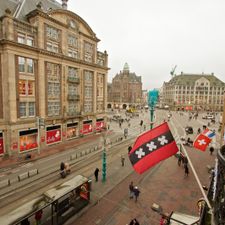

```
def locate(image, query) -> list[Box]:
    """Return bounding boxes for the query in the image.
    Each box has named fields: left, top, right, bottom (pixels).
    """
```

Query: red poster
left=46, top=129, right=61, bottom=144
left=96, top=121, right=105, bottom=131
left=0, top=138, right=4, bottom=154
left=20, top=142, right=38, bottom=152
left=82, top=123, right=93, bottom=134
left=80, top=183, right=89, bottom=200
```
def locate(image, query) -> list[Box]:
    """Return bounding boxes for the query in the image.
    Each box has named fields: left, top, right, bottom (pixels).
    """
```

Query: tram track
left=0, top=134, right=136, bottom=213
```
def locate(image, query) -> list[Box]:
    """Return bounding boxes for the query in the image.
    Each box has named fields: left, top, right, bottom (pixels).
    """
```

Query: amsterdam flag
left=128, top=122, right=178, bottom=174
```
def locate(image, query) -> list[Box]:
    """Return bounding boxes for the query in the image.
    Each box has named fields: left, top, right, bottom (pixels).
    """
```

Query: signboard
left=82, top=123, right=93, bottom=134
left=19, top=129, right=38, bottom=152
left=0, top=137, right=4, bottom=154
left=96, top=121, right=105, bottom=131
left=46, top=129, right=61, bottom=144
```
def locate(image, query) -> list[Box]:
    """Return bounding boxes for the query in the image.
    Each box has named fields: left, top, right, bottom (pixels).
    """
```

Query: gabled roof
left=0, top=0, right=61, bottom=21
left=167, top=73, right=225, bottom=87
left=0, top=0, right=18, bottom=17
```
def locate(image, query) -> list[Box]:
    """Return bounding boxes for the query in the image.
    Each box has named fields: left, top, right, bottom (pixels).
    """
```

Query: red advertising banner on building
left=96, top=121, right=105, bottom=131
left=0, top=137, right=4, bottom=154
left=185, top=106, right=193, bottom=111
left=19, top=130, right=38, bottom=152
left=46, top=129, right=61, bottom=144
left=82, top=123, right=93, bottom=135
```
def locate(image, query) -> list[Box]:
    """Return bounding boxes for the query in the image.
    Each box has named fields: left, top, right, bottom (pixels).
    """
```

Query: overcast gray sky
left=67, top=0, right=225, bottom=90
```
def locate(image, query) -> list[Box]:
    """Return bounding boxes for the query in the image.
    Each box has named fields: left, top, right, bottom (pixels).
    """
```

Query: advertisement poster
left=20, top=133, right=38, bottom=152
left=0, top=137, right=4, bottom=154
left=82, top=123, right=92, bottom=135
left=95, top=121, right=105, bottom=131
left=46, top=129, right=61, bottom=144
left=80, top=183, right=89, bottom=200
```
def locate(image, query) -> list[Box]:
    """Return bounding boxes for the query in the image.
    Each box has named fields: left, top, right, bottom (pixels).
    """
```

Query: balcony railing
left=199, top=145, right=225, bottom=225
left=67, top=94, right=80, bottom=101
left=67, top=77, right=80, bottom=84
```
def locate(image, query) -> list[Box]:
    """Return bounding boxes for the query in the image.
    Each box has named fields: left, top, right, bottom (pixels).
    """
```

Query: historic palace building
left=107, top=63, right=142, bottom=109
left=0, top=0, right=108, bottom=157
left=161, top=73, right=225, bottom=111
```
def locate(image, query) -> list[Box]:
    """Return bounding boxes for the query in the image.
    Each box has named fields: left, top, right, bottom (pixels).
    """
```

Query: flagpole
left=170, top=119, right=212, bottom=210
left=180, top=142, right=212, bottom=210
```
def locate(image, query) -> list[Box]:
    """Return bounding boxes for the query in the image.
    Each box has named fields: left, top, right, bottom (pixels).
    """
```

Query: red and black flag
left=128, top=122, right=178, bottom=174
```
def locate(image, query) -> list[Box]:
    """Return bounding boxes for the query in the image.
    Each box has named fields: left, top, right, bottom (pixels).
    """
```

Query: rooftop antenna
left=170, top=65, right=177, bottom=78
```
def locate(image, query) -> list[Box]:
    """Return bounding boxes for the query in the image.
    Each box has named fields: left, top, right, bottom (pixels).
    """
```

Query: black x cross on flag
left=128, top=122, right=179, bottom=174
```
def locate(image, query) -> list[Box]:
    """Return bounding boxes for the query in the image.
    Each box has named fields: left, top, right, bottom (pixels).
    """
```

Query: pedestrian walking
left=129, top=218, right=140, bottom=225
left=21, top=218, right=30, bottom=225
left=177, top=153, right=183, bottom=166
left=129, top=181, right=134, bottom=199
left=160, top=215, right=168, bottom=225
left=143, top=124, right=146, bottom=131
left=35, top=210, right=43, bottom=225
left=94, top=168, right=99, bottom=182
left=133, top=186, right=140, bottom=202
left=184, top=164, right=189, bottom=177
left=183, top=156, right=188, bottom=168
left=60, top=162, right=66, bottom=178
left=128, top=145, right=132, bottom=153
left=121, top=155, right=125, bottom=167
left=209, top=146, right=215, bottom=155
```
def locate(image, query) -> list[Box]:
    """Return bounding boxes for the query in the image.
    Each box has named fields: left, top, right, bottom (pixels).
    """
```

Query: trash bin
left=88, top=179, right=92, bottom=191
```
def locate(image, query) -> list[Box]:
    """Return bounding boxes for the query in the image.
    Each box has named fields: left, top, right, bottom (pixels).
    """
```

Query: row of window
left=17, top=26, right=95, bottom=63
left=17, top=60, right=104, bottom=117
left=172, top=86, right=224, bottom=90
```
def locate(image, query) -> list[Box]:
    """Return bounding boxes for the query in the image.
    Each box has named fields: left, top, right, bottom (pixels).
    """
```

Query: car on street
left=185, top=126, right=193, bottom=134
left=202, top=114, right=215, bottom=120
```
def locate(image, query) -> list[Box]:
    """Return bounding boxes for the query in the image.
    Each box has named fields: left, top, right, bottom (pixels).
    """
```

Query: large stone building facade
left=161, top=73, right=225, bottom=111
left=0, top=0, right=108, bottom=157
left=107, top=63, right=142, bottom=109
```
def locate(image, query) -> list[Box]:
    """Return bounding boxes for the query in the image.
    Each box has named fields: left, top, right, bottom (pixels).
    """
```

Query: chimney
left=62, top=0, right=68, bottom=9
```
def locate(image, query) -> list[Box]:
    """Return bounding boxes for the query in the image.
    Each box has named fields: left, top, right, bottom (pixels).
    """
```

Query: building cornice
left=0, top=39, right=109, bottom=70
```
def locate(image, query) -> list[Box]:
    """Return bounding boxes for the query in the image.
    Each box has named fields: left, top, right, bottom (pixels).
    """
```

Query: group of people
left=129, top=181, right=140, bottom=202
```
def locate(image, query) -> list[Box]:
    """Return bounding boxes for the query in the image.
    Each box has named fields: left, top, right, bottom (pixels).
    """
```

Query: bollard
left=0, top=179, right=10, bottom=189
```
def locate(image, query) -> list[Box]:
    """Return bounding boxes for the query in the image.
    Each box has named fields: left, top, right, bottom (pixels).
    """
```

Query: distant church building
left=108, top=63, right=142, bottom=109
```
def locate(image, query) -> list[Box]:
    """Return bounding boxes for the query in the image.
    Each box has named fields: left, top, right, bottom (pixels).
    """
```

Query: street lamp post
left=101, top=132, right=107, bottom=182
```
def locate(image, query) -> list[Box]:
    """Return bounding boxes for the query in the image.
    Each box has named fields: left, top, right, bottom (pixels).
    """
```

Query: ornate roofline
left=26, top=9, right=100, bottom=42
left=49, top=9, right=100, bottom=41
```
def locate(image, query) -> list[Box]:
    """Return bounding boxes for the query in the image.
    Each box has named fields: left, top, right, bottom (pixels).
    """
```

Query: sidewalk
left=66, top=144, right=216, bottom=225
